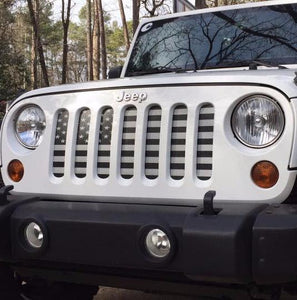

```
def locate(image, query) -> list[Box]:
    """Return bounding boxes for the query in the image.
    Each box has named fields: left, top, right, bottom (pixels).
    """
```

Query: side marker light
left=8, top=160, right=24, bottom=182
left=251, top=161, right=279, bottom=189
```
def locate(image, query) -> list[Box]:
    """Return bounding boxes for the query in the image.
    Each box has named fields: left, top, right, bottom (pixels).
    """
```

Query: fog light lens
left=251, top=161, right=279, bottom=188
left=8, top=160, right=24, bottom=182
left=145, top=229, right=171, bottom=258
left=25, top=222, right=44, bottom=249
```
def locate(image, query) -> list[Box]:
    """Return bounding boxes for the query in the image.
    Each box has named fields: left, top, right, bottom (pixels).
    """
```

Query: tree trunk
left=93, top=0, right=100, bottom=80
left=31, top=29, right=38, bottom=89
left=118, top=0, right=130, bottom=54
left=132, top=0, right=140, bottom=35
left=61, top=0, right=71, bottom=84
left=27, top=0, right=49, bottom=87
left=195, top=0, right=207, bottom=9
left=98, top=0, right=107, bottom=79
left=87, top=0, right=93, bottom=81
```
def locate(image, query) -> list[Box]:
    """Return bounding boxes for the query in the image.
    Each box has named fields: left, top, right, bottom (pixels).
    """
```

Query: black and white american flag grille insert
left=53, top=109, right=69, bottom=177
left=51, top=104, right=214, bottom=181
left=197, top=104, right=214, bottom=180
left=170, top=105, right=187, bottom=180
left=75, top=109, right=91, bottom=178
left=97, top=107, right=113, bottom=178
left=145, top=105, right=161, bottom=179
left=121, top=106, right=137, bottom=179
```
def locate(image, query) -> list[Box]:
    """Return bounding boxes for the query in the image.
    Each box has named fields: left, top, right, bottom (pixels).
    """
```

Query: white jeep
left=1, top=0, right=297, bottom=299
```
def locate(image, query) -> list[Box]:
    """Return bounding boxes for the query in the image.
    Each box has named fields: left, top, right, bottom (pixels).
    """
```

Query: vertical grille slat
left=53, top=109, right=69, bottom=177
left=121, top=107, right=137, bottom=179
left=197, top=104, right=214, bottom=180
left=75, top=109, right=91, bottom=178
left=170, top=105, right=187, bottom=180
left=145, top=106, right=161, bottom=179
left=97, top=107, right=113, bottom=178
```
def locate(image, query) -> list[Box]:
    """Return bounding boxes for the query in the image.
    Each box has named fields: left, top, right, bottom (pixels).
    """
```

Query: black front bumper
left=1, top=192, right=297, bottom=288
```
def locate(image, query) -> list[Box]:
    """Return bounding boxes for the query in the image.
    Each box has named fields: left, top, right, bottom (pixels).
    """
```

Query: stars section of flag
left=98, top=107, right=113, bottom=178
left=75, top=109, right=91, bottom=178
left=53, top=109, right=69, bottom=177
left=121, top=107, right=137, bottom=179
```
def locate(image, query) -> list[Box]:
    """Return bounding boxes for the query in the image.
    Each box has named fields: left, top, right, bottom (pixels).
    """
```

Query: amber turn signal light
left=251, top=161, right=279, bottom=189
left=8, top=160, right=24, bottom=182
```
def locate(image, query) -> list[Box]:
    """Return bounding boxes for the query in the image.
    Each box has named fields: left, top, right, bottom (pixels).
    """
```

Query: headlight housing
left=15, top=105, right=46, bottom=148
left=232, top=95, right=284, bottom=148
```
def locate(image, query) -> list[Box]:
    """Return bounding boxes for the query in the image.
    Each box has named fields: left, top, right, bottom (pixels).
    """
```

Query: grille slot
left=121, top=106, right=137, bottom=179
left=97, top=107, right=113, bottom=178
left=75, top=109, right=91, bottom=178
left=145, top=106, right=161, bottom=179
left=197, top=104, right=214, bottom=180
left=170, top=105, right=187, bottom=180
left=53, top=109, right=69, bottom=177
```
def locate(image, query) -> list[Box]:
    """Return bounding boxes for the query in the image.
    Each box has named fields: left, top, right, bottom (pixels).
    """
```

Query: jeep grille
left=51, top=104, right=214, bottom=181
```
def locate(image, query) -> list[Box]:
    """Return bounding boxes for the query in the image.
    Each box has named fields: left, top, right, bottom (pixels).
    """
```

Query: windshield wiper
left=248, top=60, right=288, bottom=70
left=127, top=67, right=185, bottom=76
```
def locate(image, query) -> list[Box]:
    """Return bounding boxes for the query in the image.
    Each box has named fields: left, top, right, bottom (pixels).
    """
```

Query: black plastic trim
left=0, top=196, right=296, bottom=287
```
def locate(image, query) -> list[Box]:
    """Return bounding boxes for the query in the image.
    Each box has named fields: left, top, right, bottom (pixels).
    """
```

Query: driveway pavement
left=94, top=287, right=199, bottom=300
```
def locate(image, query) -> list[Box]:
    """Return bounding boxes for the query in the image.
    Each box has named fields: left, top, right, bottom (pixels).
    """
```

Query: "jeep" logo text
left=116, top=91, right=147, bottom=103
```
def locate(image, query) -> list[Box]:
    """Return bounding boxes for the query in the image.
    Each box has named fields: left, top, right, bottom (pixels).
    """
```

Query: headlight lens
left=15, top=105, right=46, bottom=148
left=232, top=95, right=284, bottom=148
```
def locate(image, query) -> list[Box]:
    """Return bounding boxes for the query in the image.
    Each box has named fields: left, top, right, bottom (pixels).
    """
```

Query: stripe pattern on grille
left=170, top=105, right=187, bottom=180
left=145, top=106, right=161, bottom=179
left=197, top=104, right=214, bottom=180
left=53, top=109, right=69, bottom=177
left=97, top=107, right=113, bottom=178
left=121, top=106, right=137, bottom=179
left=75, top=109, right=91, bottom=178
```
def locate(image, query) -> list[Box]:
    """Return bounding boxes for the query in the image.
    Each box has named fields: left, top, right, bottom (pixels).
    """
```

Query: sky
left=52, top=0, right=197, bottom=25
left=52, top=0, right=132, bottom=25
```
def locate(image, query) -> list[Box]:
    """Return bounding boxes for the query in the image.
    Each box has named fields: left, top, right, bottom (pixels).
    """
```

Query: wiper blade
left=249, top=60, right=288, bottom=70
left=127, top=67, right=185, bottom=76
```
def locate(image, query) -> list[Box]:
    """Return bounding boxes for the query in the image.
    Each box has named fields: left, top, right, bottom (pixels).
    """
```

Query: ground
left=94, top=287, right=198, bottom=300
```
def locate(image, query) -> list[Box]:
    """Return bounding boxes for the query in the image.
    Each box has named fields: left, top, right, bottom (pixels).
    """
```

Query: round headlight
left=232, top=95, right=284, bottom=148
left=15, top=105, right=46, bottom=148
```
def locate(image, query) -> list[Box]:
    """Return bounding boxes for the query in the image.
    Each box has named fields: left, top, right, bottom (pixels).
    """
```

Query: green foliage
left=107, top=21, right=133, bottom=67
left=0, top=0, right=29, bottom=100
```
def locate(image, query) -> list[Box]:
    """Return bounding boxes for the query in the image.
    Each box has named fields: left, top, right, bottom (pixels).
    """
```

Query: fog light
left=25, top=222, right=44, bottom=249
left=145, top=229, right=171, bottom=258
left=251, top=161, right=279, bottom=189
left=8, top=160, right=24, bottom=182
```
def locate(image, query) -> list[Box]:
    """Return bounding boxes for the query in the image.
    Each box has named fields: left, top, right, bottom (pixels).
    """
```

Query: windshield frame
left=122, top=0, right=297, bottom=77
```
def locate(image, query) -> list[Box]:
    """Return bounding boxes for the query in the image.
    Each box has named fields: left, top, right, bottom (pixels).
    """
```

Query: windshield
left=126, top=3, right=297, bottom=76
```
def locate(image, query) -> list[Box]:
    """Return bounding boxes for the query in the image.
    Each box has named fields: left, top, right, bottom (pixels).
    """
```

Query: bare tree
left=31, top=28, right=38, bottom=89
left=61, top=0, right=71, bottom=84
left=142, top=0, right=171, bottom=17
left=118, top=0, right=130, bottom=54
left=132, top=0, right=140, bottom=34
left=97, top=0, right=107, bottom=79
left=93, top=0, right=100, bottom=80
left=87, top=0, right=93, bottom=81
left=27, top=0, right=49, bottom=87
